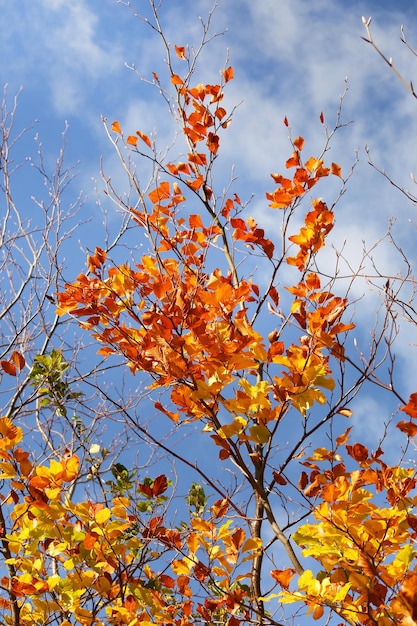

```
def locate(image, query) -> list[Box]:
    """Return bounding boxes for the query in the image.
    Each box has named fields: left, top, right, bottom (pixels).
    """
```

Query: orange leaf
left=189, top=214, right=204, bottom=229
left=336, top=427, right=351, bottom=446
left=215, top=107, right=227, bottom=120
left=222, top=66, right=234, bottom=83
left=12, top=351, right=25, bottom=371
left=126, top=135, right=138, bottom=146
left=148, top=181, right=171, bottom=204
left=331, top=162, right=342, bottom=177
left=174, top=45, right=187, bottom=60
left=286, top=151, right=300, bottom=169
left=401, top=393, right=417, bottom=418
left=188, top=152, right=207, bottom=166
left=293, top=136, right=304, bottom=151
left=137, top=130, right=151, bottom=148
left=171, top=74, right=184, bottom=86
left=84, top=532, right=99, bottom=550
left=399, top=572, right=417, bottom=615
left=271, top=568, right=296, bottom=590
left=186, top=176, right=204, bottom=191
left=111, top=120, right=121, bottom=134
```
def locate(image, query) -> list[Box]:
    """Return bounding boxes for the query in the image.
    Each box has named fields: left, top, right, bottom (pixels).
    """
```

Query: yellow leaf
left=47, top=574, right=61, bottom=591
left=249, top=424, right=270, bottom=444
left=63, top=558, right=74, bottom=571
left=171, top=558, right=192, bottom=574
left=95, top=508, right=111, bottom=524
left=191, top=517, right=214, bottom=534
left=298, top=570, right=321, bottom=595
left=217, top=417, right=247, bottom=439
left=241, top=537, right=262, bottom=553
left=0, top=461, right=16, bottom=478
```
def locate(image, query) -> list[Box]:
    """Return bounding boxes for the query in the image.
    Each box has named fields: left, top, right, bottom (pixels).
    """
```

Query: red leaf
left=124, top=595, right=137, bottom=612
left=268, top=286, right=280, bottom=307
left=211, top=498, right=229, bottom=519
left=194, top=561, right=210, bottom=582
left=346, top=442, right=368, bottom=463
left=1, top=361, right=16, bottom=377
left=160, top=574, right=175, bottom=589
left=397, top=421, right=417, bottom=437
left=273, top=471, right=287, bottom=486
left=153, top=474, right=168, bottom=496
left=298, top=471, right=308, bottom=491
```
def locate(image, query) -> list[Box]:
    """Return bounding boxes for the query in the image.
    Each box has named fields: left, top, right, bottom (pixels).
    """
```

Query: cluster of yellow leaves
left=279, top=438, right=417, bottom=624
left=0, top=417, right=261, bottom=626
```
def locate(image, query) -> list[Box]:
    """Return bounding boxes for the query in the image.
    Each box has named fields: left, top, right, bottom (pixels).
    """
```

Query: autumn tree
left=2, top=3, right=417, bottom=626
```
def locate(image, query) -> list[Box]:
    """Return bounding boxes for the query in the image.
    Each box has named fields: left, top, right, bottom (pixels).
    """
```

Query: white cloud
left=0, top=0, right=124, bottom=115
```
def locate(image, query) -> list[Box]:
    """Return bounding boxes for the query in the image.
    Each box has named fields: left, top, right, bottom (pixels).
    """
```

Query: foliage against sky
left=2, top=1, right=417, bottom=625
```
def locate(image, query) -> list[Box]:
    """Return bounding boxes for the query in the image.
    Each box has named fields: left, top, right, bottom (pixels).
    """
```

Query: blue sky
left=2, top=1, right=417, bottom=622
